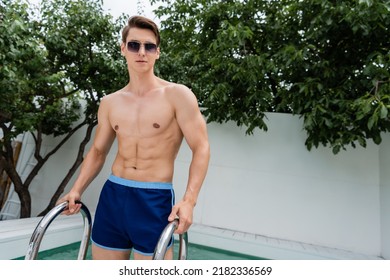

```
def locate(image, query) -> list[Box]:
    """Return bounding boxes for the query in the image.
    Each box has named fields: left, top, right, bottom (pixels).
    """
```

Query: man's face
left=121, top=27, right=160, bottom=71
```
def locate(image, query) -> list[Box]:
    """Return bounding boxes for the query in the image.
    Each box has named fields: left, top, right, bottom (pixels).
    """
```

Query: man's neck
left=128, top=72, right=160, bottom=96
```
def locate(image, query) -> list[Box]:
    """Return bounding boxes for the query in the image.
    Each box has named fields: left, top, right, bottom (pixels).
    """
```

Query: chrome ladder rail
left=153, top=219, right=188, bottom=260
left=25, top=201, right=92, bottom=260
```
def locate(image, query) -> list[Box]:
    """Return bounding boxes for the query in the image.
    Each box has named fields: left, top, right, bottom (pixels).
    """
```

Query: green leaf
left=380, top=104, right=388, bottom=119
left=358, top=0, right=373, bottom=7
left=367, top=114, right=377, bottom=130
left=373, top=134, right=382, bottom=145
left=154, top=0, right=390, bottom=153
left=332, top=145, right=341, bottom=154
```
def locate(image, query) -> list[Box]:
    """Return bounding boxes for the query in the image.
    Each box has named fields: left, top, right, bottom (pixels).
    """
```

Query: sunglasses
left=127, top=41, right=158, bottom=53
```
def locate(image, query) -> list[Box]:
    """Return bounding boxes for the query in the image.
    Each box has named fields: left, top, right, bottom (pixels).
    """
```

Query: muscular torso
left=106, top=85, right=183, bottom=183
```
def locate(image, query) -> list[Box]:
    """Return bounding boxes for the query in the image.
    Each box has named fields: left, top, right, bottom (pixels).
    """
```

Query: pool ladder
left=153, top=218, right=188, bottom=260
left=25, top=201, right=188, bottom=260
left=25, top=201, right=92, bottom=260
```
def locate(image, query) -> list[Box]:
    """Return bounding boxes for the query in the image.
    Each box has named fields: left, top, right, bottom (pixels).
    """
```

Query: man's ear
left=120, top=42, right=126, bottom=56
left=156, top=47, right=161, bottom=59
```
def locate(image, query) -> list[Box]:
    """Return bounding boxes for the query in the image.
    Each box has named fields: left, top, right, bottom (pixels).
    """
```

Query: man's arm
left=59, top=96, right=116, bottom=214
left=168, top=84, right=210, bottom=234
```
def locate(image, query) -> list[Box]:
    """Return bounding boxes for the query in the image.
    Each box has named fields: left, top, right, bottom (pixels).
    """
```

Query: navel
left=153, top=123, right=160, bottom=129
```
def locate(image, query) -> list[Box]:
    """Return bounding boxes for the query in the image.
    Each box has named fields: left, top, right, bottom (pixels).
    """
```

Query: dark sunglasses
left=127, top=41, right=158, bottom=53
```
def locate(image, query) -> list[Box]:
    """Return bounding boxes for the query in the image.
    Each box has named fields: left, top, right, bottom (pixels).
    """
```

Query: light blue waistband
left=108, top=174, right=173, bottom=190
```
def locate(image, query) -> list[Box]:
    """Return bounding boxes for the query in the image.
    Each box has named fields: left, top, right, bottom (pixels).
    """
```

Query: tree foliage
left=152, top=0, right=390, bottom=154
left=0, top=0, right=127, bottom=218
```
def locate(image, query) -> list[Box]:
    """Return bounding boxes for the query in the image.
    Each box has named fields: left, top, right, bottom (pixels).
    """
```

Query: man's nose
left=138, top=44, right=146, bottom=55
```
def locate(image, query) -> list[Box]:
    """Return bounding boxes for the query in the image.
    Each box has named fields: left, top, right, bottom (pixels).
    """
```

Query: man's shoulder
left=101, top=89, right=126, bottom=102
left=98, top=90, right=127, bottom=114
left=163, top=82, right=193, bottom=97
left=170, top=82, right=190, bottom=91
left=163, top=83, right=198, bottom=109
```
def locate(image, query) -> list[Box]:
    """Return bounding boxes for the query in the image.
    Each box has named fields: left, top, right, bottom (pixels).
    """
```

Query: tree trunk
left=1, top=137, right=32, bottom=217
left=1, top=120, right=89, bottom=218
left=17, top=185, right=32, bottom=218
left=0, top=166, right=7, bottom=208
left=4, top=160, right=32, bottom=218
left=38, top=120, right=97, bottom=216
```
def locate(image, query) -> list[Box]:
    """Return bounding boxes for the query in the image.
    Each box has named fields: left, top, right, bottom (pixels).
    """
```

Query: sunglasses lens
left=127, top=41, right=140, bottom=52
left=145, top=43, right=157, bottom=53
left=127, top=41, right=157, bottom=53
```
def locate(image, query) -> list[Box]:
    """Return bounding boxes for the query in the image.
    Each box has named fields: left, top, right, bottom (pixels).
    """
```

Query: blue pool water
left=16, top=241, right=264, bottom=260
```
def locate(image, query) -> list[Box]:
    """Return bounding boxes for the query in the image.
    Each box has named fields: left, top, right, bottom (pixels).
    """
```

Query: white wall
left=20, top=112, right=386, bottom=257
left=379, top=133, right=390, bottom=259
left=174, top=113, right=382, bottom=256
left=27, top=129, right=116, bottom=216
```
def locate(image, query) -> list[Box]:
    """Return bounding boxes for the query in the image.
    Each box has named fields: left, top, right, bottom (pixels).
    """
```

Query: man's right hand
left=57, top=191, right=82, bottom=215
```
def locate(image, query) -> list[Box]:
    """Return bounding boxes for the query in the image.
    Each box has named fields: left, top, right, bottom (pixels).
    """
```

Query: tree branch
left=23, top=120, right=88, bottom=188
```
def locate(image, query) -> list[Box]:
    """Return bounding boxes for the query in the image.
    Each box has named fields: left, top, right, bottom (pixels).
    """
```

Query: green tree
left=0, top=0, right=127, bottom=218
left=152, top=0, right=390, bottom=154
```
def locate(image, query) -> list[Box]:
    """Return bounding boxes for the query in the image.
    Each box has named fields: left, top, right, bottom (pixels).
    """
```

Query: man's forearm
left=71, top=147, right=107, bottom=195
left=183, top=143, right=210, bottom=205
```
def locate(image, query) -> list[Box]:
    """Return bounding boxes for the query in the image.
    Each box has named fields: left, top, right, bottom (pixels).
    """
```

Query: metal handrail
left=152, top=219, right=188, bottom=260
left=25, top=201, right=92, bottom=260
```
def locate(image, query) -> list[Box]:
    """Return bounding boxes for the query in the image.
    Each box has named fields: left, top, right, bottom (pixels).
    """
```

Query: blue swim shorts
left=91, top=175, right=175, bottom=256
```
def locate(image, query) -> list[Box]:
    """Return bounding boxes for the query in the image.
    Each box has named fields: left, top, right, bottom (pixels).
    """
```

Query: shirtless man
left=58, top=16, right=210, bottom=260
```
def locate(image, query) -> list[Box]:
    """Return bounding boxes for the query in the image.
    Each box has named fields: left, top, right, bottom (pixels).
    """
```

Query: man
left=58, top=16, right=210, bottom=260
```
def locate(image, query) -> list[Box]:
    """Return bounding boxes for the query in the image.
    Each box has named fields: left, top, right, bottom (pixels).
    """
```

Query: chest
left=108, top=94, right=176, bottom=137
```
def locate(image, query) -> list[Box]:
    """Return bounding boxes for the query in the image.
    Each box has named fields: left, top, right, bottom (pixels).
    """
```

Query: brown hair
left=121, top=16, right=160, bottom=46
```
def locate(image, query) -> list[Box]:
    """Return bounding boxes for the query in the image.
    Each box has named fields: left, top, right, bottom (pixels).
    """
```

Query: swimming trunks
left=91, top=175, right=175, bottom=256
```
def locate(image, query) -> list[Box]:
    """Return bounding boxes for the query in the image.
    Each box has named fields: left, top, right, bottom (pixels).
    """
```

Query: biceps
left=92, top=124, right=116, bottom=155
left=182, top=114, right=208, bottom=150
